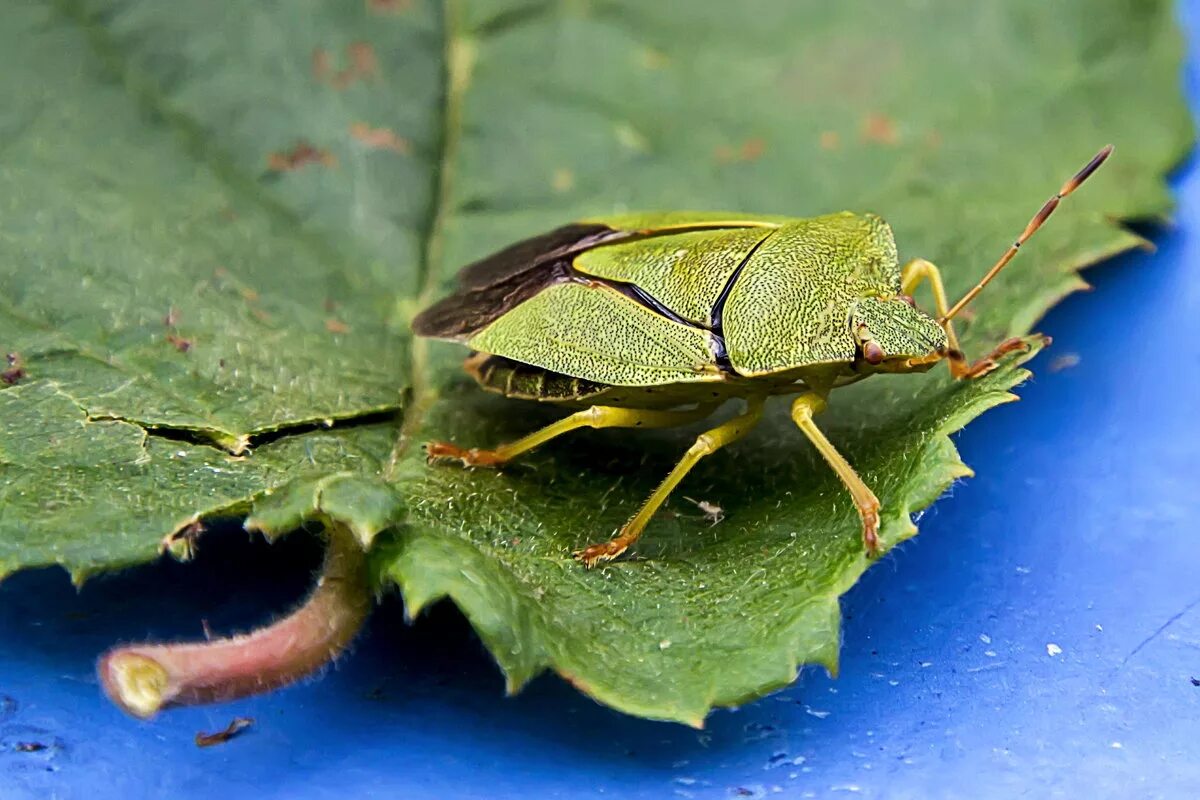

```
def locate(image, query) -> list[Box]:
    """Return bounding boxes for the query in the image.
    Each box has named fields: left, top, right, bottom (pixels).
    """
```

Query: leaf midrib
left=385, top=0, right=469, bottom=479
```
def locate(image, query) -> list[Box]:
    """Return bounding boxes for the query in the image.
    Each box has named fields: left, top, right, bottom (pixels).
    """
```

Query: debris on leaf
left=2, top=353, right=25, bottom=385
left=1046, top=643, right=1063, bottom=657
left=14, top=742, right=47, bottom=753
left=194, top=717, right=254, bottom=747
left=683, top=496, right=725, bottom=526
left=161, top=521, right=205, bottom=561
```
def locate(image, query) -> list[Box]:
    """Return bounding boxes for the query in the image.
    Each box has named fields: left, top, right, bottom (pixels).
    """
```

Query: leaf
left=0, top=0, right=1190, bottom=723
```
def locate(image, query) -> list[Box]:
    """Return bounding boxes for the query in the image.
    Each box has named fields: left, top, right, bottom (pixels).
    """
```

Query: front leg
left=790, top=393, right=881, bottom=556
left=901, top=258, right=1045, bottom=380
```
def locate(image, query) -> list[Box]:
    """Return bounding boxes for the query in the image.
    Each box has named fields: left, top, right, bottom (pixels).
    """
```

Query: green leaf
left=0, top=0, right=1190, bottom=723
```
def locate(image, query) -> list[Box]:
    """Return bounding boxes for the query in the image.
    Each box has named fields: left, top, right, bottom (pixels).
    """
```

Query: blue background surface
left=2, top=7, right=1199, bottom=800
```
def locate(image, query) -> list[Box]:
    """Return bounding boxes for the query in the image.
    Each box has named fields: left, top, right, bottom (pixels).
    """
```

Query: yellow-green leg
left=789, top=393, right=882, bottom=556
left=574, top=396, right=766, bottom=567
left=425, top=403, right=720, bottom=468
left=901, top=258, right=1034, bottom=379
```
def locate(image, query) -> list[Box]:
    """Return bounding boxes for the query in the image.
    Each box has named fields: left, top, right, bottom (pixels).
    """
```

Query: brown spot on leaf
left=317, top=42, right=380, bottom=90
left=267, top=141, right=337, bottom=172
left=252, top=308, right=273, bottom=323
left=714, top=138, right=767, bottom=164
left=740, top=138, right=766, bottom=160
left=195, top=717, right=254, bottom=748
left=638, top=47, right=669, bottom=69
left=240, top=287, right=260, bottom=303
left=312, top=48, right=332, bottom=82
left=819, top=130, right=840, bottom=150
left=326, top=318, right=350, bottom=334
left=349, top=122, right=411, bottom=154
left=163, top=307, right=180, bottom=327
left=349, top=42, right=378, bottom=78
left=367, top=0, right=412, bottom=13
left=861, top=113, right=899, bottom=145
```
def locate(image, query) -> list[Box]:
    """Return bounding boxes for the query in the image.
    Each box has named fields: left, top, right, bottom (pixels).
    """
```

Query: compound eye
left=899, top=294, right=917, bottom=308
left=863, top=340, right=885, bottom=364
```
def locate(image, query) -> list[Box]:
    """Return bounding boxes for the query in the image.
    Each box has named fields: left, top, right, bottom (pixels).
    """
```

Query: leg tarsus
left=574, top=533, right=637, bottom=568
left=424, top=441, right=508, bottom=468
left=954, top=335, right=1044, bottom=380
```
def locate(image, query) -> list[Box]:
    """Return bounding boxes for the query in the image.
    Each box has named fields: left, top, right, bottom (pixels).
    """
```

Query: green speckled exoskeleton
left=414, top=147, right=1111, bottom=567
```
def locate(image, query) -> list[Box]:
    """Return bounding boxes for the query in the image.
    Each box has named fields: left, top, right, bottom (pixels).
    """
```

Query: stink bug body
left=414, top=147, right=1111, bottom=566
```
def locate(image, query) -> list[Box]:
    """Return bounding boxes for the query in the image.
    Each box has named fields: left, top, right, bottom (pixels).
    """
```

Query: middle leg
left=574, top=396, right=767, bottom=567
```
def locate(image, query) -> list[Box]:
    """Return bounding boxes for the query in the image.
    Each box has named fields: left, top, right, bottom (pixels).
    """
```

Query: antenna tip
left=1066, top=145, right=1114, bottom=193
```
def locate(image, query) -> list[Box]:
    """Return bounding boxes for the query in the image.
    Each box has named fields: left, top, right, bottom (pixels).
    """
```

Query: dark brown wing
left=413, top=223, right=625, bottom=339
left=457, top=223, right=619, bottom=289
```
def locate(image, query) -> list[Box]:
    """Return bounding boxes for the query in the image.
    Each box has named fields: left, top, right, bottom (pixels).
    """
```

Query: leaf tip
left=68, top=566, right=96, bottom=589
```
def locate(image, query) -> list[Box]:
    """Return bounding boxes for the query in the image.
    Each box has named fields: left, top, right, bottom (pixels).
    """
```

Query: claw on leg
left=860, top=502, right=882, bottom=557
left=957, top=335, right=1046, bottom=380
left=424, top=441, right=506, bottom=468
left=573, top=534, right=634, bottom=568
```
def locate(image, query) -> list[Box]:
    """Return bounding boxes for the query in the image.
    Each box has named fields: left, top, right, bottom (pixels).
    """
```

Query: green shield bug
left=414, top=146, right=1112, bottom=567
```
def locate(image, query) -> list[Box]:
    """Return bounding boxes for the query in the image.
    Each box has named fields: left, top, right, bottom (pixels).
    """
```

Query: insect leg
left=902, top=258, right=1042, bottom=380
left=900, top=258, right=969, bottom=376
left=425, top=403, right=720, bottom=468
left=574, top=396, right=766, bottom=567
left=789, top=393, right=882, bottom=556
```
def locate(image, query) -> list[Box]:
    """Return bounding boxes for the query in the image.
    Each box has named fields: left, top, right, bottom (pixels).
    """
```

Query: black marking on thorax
left=574, top=270, right=738, bottom=375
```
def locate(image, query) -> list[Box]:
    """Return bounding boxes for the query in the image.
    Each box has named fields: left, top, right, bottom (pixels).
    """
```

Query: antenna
left=940, top=145, right=1113, bottom=324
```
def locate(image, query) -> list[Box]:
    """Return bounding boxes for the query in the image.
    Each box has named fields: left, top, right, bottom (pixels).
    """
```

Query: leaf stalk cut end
left=97, top=523, right=372, bottom=719
left=100, top=652, right=172, bottom=719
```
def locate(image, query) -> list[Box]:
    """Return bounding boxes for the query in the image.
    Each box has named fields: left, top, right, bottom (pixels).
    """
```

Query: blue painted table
left=3, top=9, right=1198, bottom=800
